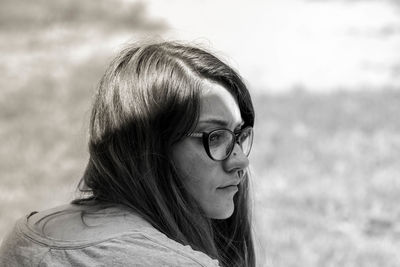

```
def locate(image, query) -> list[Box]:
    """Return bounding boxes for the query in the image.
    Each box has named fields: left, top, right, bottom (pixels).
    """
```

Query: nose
left=223, top=142, right=249, bottom=173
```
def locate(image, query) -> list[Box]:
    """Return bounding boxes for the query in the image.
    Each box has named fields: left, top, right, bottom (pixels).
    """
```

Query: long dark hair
left=73, top=41, right=255, bottom=267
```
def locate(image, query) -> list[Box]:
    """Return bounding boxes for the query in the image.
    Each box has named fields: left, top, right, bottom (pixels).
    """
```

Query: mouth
left=218, top=170, right=245, bottom=190
left=217, top=185, right=239, bottom=192
left=217, top=180, right=241, bottom=191
left=218, top=184, right=238, bottom=189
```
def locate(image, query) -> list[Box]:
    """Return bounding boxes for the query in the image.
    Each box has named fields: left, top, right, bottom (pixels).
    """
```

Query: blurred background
left=1, top=0, right=400, bottom=266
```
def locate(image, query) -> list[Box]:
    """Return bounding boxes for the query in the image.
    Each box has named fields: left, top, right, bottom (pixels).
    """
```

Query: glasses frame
left=188, top=126, right=254, bottom=161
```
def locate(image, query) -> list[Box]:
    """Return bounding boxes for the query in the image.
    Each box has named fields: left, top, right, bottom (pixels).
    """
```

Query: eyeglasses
left=188, top=126, right=254, bottom=161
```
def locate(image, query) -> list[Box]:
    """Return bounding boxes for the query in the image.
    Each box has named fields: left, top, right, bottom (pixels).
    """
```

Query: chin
left=208, top=205, right=235, bottom=220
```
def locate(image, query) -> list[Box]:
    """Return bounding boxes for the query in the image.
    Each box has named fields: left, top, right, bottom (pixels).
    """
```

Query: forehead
left=198, top=80, right=242, bottom=127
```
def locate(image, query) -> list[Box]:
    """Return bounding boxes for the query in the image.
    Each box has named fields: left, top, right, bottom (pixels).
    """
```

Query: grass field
left=251, top=90, right=400, bottom=266
left=1, top=1, right=400, bottom=266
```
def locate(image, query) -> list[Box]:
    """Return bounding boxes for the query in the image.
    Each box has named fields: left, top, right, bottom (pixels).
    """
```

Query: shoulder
left=121, top=226, right=220, bottom=266
left=60, top=231, right=219, bottom=266
left=0, top=204, right=220, bottom=267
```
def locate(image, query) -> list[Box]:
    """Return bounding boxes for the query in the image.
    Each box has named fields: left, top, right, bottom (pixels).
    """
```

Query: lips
left=217, top=185, right=239, bottom=194
left=218, top=170, right=245, bottom=189
left=217, top=180, right=240, bottom=189
left=218, top=184, right=238, bottom=189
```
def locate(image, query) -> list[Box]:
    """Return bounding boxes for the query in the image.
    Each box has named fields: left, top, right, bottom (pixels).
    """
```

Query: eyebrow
left=197, top=118, right=244, bottom=129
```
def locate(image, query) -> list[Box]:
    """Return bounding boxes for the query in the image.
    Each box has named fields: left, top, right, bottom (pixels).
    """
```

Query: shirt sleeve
left=0, top=222, right=50, bottom=267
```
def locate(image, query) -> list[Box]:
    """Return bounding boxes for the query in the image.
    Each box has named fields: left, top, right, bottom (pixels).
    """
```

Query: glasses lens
left=208, top=130, right=234, bottom=160
left=237, top=127, right=253, bottom=156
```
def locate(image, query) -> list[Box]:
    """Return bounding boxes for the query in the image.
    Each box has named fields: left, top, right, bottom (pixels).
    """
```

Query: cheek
left=172, top=142, right=213, bottom=185
left=172, top=141, right=235, bottom=219
left=172, top=141, right=217, bottom=194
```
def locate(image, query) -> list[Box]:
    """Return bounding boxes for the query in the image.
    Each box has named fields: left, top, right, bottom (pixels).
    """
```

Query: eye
left=209, top=130, right=230, bottom=147
left=209, top=132, right=223, bottom=145
left=235, top=122, right=245, bottom=132
left=236, top=128, right=250, bottom=143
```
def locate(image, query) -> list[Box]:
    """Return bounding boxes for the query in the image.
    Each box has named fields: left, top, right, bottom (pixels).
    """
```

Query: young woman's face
left=172, top=80, right=249, bottom=219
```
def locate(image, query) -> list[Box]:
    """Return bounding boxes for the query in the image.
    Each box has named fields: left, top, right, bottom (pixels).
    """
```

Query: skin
left=172, top=80, right=249, bottom=219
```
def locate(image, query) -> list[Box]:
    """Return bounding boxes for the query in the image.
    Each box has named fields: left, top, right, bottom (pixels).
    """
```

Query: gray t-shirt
left=0, top=204, right=220, bottom=266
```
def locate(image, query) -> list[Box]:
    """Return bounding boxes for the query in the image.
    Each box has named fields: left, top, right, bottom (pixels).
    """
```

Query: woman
left=0, top=41, right=256, bottom=266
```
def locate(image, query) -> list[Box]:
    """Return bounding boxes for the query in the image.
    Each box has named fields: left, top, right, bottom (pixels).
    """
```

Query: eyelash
left=235, top=125, right=245, bottom=132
